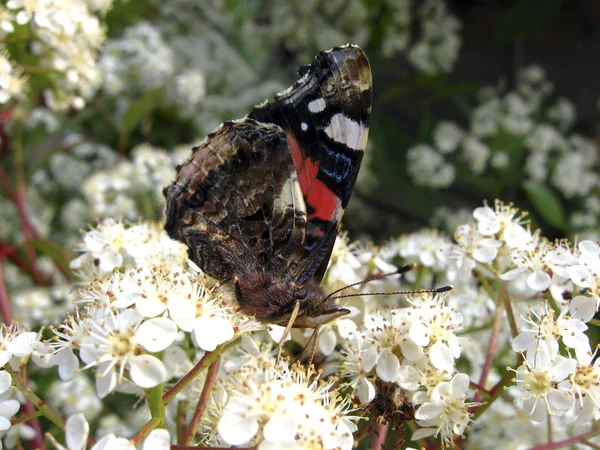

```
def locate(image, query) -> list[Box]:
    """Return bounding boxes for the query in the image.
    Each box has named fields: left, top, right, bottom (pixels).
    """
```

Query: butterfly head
left=234, top=269, right=350, bottom=329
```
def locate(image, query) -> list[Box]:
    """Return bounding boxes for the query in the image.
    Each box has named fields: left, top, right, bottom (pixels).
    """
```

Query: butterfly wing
left=248, top=44, right=372, bottom=284
left=163, top=119, right=308, bottom=281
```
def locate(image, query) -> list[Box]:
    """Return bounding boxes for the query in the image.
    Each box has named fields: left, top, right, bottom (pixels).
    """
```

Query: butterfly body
left=164, top=44, right=372, bottom=328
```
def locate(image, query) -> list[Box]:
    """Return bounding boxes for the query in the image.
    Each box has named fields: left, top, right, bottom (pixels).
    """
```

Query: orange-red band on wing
left=287, top=132, right=340, bottom=222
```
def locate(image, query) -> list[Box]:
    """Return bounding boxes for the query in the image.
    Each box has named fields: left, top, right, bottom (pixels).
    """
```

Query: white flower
left=407, top=145, right=455, bottom=189
left=0, top=323, right=41, bottom=368
left=461, top=137, right=490, bottom=174
left=80, top=309, right=174, bottom=396
left=218, top=365, right=356, bottom=449
left=548, top=97, right=576, bottom=131
left=340, top=336, right=378, bottom=403
left=72, top=219, right=143, bottom=273
left=48, top=376, right=102, bottom=420
left=448, top=223, right=501, bottom=281
left=500, top=234, right=558, bottom=292
left=558, top=347, right=600, bottom=424
left=413, top=373, right=473, bottom=446
left=0, top=371, right=20, bottom=432
left=48, top=413, right=169, bottom=450
left=405, top=292, right=462, bottom=374
left=434, top=121, right=464, bottom=153
left=512, top=340, right=576, bottom=422
left=397, top=229, right=452, bottom=271
left=525, top=124, right=566, bottom=153
left=567, top=240, right=600, bottom=305
left=0, top=51, right=28, bottom=104
left=512, top=302, right=589, bottom=358
left=473, top=201, right=530, bottom=249
left=48, top=312, right=93, bottom=381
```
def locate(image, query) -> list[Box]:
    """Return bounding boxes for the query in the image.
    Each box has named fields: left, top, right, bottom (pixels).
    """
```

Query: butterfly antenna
left=331, top=284, right=453, bottom=301
left=324, top=263, right=416, bottom=301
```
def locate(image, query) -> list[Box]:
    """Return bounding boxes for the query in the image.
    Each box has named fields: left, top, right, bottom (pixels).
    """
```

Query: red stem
left=372, top=422, right=389, bottom=450
left=473, top=300, right=504, bottom=403
left=184, top=357, right=221, bottom=445
left=528, top=429, right=600, bottom=450
left=0, top=261, right=13, bottom=324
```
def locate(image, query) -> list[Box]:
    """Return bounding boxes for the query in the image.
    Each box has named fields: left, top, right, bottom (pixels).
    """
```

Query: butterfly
left=163, top=44, right=372, bottom=335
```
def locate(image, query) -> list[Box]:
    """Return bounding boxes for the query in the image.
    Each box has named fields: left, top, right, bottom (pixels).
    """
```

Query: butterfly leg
left=277, top=300, right=301, bottom=363
left=307, top=326, right=319, bottom=367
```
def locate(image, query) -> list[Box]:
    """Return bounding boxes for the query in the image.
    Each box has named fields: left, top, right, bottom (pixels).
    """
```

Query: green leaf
left=121, top=87, right=164, bottom=135
left=522, top=180, right=566, bottom=230
left=495, top=0, right=562, bottom=42
left=28, top=239, right=74, bottom=280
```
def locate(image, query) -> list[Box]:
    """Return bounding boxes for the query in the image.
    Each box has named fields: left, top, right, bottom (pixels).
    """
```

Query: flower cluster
left=217, top=362, right=357, bottom=449
left=81, top=143, right=187, bottom=222
left=340, top=291, right=473, bottom=446
left=3, top=0, right=109, bottom=110
left=406, top=65, right=599, bottom=237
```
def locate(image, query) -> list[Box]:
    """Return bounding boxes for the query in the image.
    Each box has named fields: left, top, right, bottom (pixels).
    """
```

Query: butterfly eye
left=185, top=187, right=206, bottom=207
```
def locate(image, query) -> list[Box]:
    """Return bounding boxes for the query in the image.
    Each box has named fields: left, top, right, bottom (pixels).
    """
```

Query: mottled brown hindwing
left=164, top=120, right=307, bottom=281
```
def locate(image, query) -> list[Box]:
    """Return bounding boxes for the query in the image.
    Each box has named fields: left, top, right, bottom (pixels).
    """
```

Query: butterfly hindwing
left=248, top=44, right=372, bottom=283
left=163, top=119, right=307, bottom=281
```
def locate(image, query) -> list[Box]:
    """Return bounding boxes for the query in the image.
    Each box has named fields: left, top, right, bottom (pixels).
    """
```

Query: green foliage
left=523, top=180, right=567, bottom=231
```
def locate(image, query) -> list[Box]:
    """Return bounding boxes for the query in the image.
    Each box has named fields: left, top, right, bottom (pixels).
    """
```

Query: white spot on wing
left=301, top=122, right=308, bottom=131
left=323, top=113, right=368, bottom=151
left=308, top=98, right=326, bottom=113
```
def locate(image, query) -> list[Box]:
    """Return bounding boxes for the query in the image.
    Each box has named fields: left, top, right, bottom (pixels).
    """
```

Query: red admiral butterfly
left=164, top=44, right=372, bottom=332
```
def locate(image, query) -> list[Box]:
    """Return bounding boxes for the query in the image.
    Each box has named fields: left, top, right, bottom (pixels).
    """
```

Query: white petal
left=512, top=331, right=535, bottom=353
left=7, top=332, right=37, bottom=357
left=0, top=415, right=12, bottom=432
left=361, top=346, right=379, bottom=373
left=65, top=414, right=89, bottom=450
left=411, top=427, right=437, bottom=441
left=409, top=322, right=430, bottom=347
left=129, top=355, right=168, bottom=388
left=401, top=338, right=424, bottom=361
left=356, top=377, right=375, bottom=404
left=579, top=240, right=600, bottom=257
left=0, top=371, right=11, bottom=393
left=0, top=399, right=20, bottom=419
left=547, top=389, right=574, bottom=412
left=376, top=349, right=399, bottom=382
left=451, top=373, right=470, bottom=397
left=143, top=429, right=170, bottom=450
left=218, top=409, right=258, bottom=445
left=429, top=341, right=454, bottom=373
left=263, top=414, right=298, bottom=444
left=569, top=295, right=597, bottom=322
left=167, top=297, right=196, bottom=331
left=550, top=358, right=577, bottom=382
left=500, top=267, right=526, bottom=281
left=336, top=319, right=358, bottom=339
left=193, top=316, right=234, bottom=351
left=415, top=403, right=444, bottom=421
left=95, top=368, right=116, bottom=399
left=135, top=318, right=177, bottom=353
left=99, top=250, right=123, bottom=272
left=318, top=327, right=336, bottom=356
left=504, top=224, right=531, bottom=248
left=0, top=350, right=10, bottom=367
left=241, top=334, right=259, bottom=356
left=58, top=351, right=80, bottom=381
left=562, top=328, right=589, bottom=351
left=527, top=271, right=551, bottom=292
left=397, top=365, right=421, bottom=391
left=267, top=324, right=290, bottom=343
left=567, top=266, right=594, bottom=288
left=473, top=205, right=495, bottom=222
left=473, top=245, right=498, bottom=263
